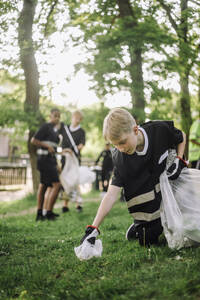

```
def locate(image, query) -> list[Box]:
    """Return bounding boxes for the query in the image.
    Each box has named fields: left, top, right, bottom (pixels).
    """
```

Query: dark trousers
left=101, top=169, right=112, bottom=192
left=134, top=219, right=163, bottom=246
left=191, top=160, right=200, bottom=169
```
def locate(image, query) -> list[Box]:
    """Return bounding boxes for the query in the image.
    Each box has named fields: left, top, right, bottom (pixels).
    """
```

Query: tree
left=68, top=0, right=179, bottom=122
left=68, top=0, right=147, bottom=121
left=155, top=0, right=200, bottom=155
left=18, top=0, right=41, bottom=193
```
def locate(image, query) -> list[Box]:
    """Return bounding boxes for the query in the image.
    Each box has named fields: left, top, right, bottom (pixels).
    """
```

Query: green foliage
left=0, top=193, right=36, bottom=215
left=81, top=104, right=109, bottom=158
left=0, top=97, right=23, bottom=127
left=147, top=92, right=182, bottom=127
left=0, top=199, right=200, bottom=299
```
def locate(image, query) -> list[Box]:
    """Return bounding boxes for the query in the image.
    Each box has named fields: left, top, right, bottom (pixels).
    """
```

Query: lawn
left=0, top=192, right=200, bottom=300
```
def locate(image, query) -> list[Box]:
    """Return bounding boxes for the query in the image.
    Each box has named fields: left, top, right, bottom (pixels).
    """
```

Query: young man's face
left=71, top=114, right=82, bottom=126
left=50, top=111, right=60, bottom=125
left=111, top=126, right=138, bottom=155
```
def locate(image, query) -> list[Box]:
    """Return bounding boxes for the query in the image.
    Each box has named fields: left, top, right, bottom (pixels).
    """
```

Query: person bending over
left=80, top=108, right=187, bottom=247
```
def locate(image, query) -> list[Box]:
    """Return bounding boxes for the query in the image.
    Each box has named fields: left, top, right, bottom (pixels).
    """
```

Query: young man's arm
left=80, top=185, right=120, bottom=244
left=95, top=151, right=103, bottom=165
left=177, top=131, right=186, bottom=158
left=92, top=184, right=121, bottom=228
left=31, top=137, right=55, bottom=154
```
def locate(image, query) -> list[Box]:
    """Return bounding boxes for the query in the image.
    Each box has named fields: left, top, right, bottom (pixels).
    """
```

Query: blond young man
left=60, top=110, right=86, bottom=212
left=80, top=108, right=187, bottom=247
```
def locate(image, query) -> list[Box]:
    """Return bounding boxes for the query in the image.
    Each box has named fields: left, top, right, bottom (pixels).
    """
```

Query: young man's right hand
left=47, top=145, right=55, bottom=154
left=80, top=225, right=100, bottom=245
left=167, top=156, right=188, bottom=180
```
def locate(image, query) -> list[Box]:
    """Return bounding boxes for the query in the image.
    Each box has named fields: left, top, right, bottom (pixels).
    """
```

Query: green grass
left=0, top=195, right=200, bottom=300
left=0, top=193, right=36, bottom=215
left=0, top=190, right=101, bottom=216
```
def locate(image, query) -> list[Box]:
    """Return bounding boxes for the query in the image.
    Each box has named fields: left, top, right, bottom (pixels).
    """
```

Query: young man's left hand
left=80, top=225, right=100, bottom=245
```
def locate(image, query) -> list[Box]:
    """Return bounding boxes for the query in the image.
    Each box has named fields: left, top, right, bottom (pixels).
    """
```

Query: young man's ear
left=133, top=125, right=138, bottom=134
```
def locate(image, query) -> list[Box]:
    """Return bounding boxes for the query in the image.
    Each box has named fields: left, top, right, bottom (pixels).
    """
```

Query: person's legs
left=46, top=182, right=61, bottom=220
left=36, top=183, right=47, bottom=221
left=191, top=160, right=198, bottom=168
left=60, top=156, right=70, bottom=212
left=102, top=169, right=112, bottom=192
left=61, top=190, right=70, bottom=212
left=76, top=186, right=83, bottom=212
left=101, top=170, right=108, bottom=192
left=43, top=186, right=52, bottom=216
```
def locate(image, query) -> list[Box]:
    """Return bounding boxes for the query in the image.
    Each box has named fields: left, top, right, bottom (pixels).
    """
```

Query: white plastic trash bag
left=79, top=166, right=95, bottom=185
left=60, top=153, right=95, bottom=194
left=60, top=152, right=79, bottom=194
left=74, top=239, right=103, bottom=261
left=160, top=168, right=200, bottom=249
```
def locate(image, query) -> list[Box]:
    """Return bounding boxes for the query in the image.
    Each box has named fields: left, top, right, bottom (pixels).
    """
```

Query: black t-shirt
left=34, top=122, right=60, bottom=165
left=34, top=122, right=60, bottom=147
left=96, top=150, right=113, bottom=171
left=111, top=120, right=183, bottom=222
left=60, top=123, right=85, bottom=155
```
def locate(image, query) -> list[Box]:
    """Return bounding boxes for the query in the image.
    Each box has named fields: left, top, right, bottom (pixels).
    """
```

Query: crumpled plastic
left=60, top=153, right=95, bottom=194
left=160, top=155, right=200, bottom=249
left=60, top=152, right=79, bottom=194
left=74, top=239, right=103, bottom=261
left=79, top=166, right=96, bottom=185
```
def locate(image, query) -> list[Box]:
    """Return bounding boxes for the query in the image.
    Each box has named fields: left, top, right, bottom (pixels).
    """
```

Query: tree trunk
left=129, top=47, right=145, bottom=122
left=18, top=0, right=40, bottom=193
left=117, top=0, right=145, bottom=122
left=198, top=68, right=200, bottom=117
left=179, top=73, right=192, bottom=158
left=178, top=0, right=192, bottom=157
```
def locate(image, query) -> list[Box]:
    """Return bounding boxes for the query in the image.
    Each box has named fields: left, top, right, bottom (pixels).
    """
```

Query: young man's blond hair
left=72, top=110, right=83, bottom=121
left=103, top=108, right=136, bottom=141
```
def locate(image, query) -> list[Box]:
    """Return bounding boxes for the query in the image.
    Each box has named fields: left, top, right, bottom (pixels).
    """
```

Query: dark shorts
left=37, top=156, right=60, bottom=186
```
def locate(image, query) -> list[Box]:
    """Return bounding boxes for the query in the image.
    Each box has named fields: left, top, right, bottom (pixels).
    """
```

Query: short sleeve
left=34, top=123, right=48, bottom=141
left=164, top=121, right=183, bottom=147
left=111, top=166, right=123, bottom=187
left=80, top=129, right=86, bottom=145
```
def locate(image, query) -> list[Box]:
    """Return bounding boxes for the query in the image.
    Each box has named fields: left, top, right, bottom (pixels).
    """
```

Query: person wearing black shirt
left=59, top=110, right=85, bottom=212
left=95, top=143, right=113, bottom=193
left=31, top=108, right=61, bottom=221
left=79, top=108, right=188, bottom=247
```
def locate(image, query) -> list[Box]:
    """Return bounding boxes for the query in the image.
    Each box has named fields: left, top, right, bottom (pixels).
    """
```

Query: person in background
left=31, top=108, right=61, bottom=221
left=95, top=142, right=113, bottom=196
left=59, top=110, right=86, bottom=212
left=79, top=108, right=187, bottom=247
left=189, top=116, right=200, bottom=169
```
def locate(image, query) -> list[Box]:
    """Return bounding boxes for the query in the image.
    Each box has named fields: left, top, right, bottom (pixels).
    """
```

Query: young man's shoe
left=52, top=212, right=60, bottom=217
left=62, top=206, right=69, bottom=213
left=36, top=209, right=45, bottom=221
left=76, top=205, right=83, bottom=213
left=46, top=211, right=56, bottom=220
left=36, top=214, right=45, bottom=221
left=125, top=223, right=139, bottom=241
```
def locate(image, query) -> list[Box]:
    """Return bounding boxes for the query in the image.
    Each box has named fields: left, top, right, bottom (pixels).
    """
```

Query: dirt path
left=0, top=201, right=63, bottom=219
left=0, top=195, right=101, bottom=219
